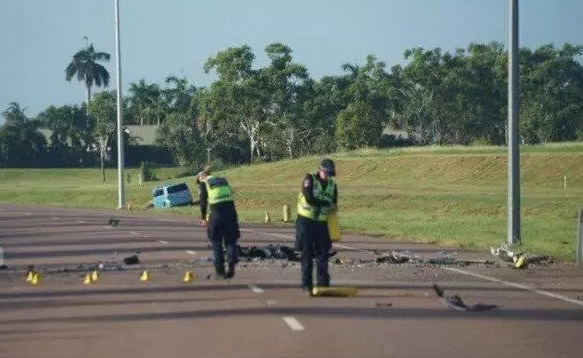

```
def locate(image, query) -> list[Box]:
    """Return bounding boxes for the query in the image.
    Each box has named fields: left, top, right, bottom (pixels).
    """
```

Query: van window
left=154, top=189, right=164, bottom=197
left=167, top=183, right=188, bottom=194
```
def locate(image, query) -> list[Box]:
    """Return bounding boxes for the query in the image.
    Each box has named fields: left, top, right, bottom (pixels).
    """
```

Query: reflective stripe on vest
left=204, top=175, right=234, bottom=205
left=296, top=175, right=335, bottom=222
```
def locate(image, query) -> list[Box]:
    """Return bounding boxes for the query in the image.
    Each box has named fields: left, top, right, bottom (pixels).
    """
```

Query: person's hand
left=199, top=219, right=207, bottom=227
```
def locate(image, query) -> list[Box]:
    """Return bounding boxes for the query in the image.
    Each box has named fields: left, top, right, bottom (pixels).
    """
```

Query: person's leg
left=314, top=222, right=332, bottom=287
left=224, top=216, right=240, bottom=279
left=208, top=215, right=225, bottom=278
left=297, top=217, right=314, bottom=292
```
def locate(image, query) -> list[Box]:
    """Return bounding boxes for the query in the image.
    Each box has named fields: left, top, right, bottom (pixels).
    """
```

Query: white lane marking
left=155, top=218, right=177, bottom=222
left=246, top=228, right=583, bottom=308
left=444, top=267, right=583, bottom=307
left=130, top=231, right=140, bottom=236
left=24, top=212, right=32, bottom=216
left=283, top=317, right=305, bottom=332
left=51, top=217, right=61, bottom=220
left=266, top=300, right=278, bottom=306
left=185, top=250, right=198, bottom=255
left=159, top=240, right=169, bottom=245
left=248, top=284, right=264, bottom=293
left=75, top=220, right=86, bottom=224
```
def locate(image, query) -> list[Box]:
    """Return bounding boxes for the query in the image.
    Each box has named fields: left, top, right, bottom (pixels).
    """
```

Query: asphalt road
left=0, top=203, right=582, bottom=358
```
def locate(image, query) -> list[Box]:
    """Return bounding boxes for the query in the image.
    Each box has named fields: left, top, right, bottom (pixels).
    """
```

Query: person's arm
left=301, top=174, right=331, bottom=207
left=198, top=180, right=208, bottom=221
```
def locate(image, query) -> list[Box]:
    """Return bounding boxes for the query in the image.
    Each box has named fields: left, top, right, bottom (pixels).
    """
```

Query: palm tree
left=65, top=44, right=111, bottom=107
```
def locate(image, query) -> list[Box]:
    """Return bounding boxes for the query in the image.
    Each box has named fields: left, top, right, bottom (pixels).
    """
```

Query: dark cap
left=318, top=158, right=336, bottom=176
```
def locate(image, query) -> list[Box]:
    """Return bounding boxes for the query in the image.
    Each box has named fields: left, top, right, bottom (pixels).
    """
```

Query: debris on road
left=431, top=284, right=499, bottom=312
left=490, top=244, right=551, bottom=269
left=123, top=254, right=140, bottom=265
left=107, top=217, right=120, bottom=227
left=375, top=302, right=393, bottom=308
left=238, top=244, right=301, bottom=262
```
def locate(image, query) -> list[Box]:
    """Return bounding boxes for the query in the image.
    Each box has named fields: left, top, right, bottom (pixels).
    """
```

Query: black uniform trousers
left=296, top=215, right=332, bottom=290
left=207, top=202, right=240, bottom=275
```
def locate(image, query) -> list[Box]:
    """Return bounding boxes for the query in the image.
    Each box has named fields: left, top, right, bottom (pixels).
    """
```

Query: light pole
left=508, top=0, right=521, bottom=245
left=115, top=0, right=125, bottom=209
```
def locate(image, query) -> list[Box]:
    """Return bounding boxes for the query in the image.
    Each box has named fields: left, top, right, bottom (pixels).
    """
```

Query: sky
left=1, top=0, right=582, bottom=121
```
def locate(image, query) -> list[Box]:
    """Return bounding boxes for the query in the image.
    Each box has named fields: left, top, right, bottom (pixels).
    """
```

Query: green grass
left=1, top=142, right=582, bottom=262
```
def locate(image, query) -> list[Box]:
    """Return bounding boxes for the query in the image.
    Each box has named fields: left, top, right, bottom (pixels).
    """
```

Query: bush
left=139, top=161, right=158, bottom=182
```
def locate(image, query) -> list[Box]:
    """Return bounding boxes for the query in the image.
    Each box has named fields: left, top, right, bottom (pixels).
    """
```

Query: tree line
left=1, top=41, right=582, bottom=170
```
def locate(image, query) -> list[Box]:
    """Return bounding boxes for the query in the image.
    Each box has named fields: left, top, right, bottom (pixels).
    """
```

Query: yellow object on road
left=183, top=271, right=195, bottom=282
left=311, top=286, right=358, bottom=297
left=328, top=211, right=341, bottom=242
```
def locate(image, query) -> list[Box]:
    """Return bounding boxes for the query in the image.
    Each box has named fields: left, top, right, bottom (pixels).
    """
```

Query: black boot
left=225, top=262, right=236, bottom=279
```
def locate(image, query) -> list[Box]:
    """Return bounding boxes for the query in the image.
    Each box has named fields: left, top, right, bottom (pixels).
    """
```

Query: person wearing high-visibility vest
left=197, top=166, right=241, bottom=279
left=296, top=158, right=338, bottom=294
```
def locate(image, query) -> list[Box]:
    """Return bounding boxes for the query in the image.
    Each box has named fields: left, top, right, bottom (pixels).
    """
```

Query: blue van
left=152, top=182, right=193, bottom=208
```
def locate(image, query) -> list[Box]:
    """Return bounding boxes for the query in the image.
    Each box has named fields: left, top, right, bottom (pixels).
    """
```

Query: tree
left=203, top=45, right=269, bottom=163
left=261, top=43, right=311, bottom=160
left=0, top=103, right=47, bottom=167
left=65, top=43, right=111, bottom=108
left=87, top=91, right=117, bottom=181
left=128, top=79, right=163, bottom=125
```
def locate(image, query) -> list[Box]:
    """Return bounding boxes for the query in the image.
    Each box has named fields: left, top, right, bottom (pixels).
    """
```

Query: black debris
left=237, top=244, right=301, bottom=262
left=431, top=284, right=499, bottom=312
left=108, top=218, right=120, bottom=227
left=123, top=254, right=140, bottom=265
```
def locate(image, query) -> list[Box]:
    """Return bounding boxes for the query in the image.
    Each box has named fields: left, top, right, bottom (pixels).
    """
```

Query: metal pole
left=508, top=0, right=521, bottom=245
left=577, top=208, right=583, bottom=268
left=115, top=0, right=125, bottom=209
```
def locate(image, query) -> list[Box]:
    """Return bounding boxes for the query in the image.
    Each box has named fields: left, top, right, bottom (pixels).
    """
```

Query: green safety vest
left=297, top=174, right=335, bottom=222
left=204, top=175, right=234, bottom=205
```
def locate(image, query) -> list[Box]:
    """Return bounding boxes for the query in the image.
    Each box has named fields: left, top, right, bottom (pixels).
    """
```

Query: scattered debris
left=238, top=244, right=301, bottom=262
left=123, top=254, right=140, bottom=265
left=107, top=217, right=120, bottom=227
left=375, top=251, right=410, bottom=264
left=431, top=284, right=499, bottom=312
left=375, top=302, right=393, bottom=308
left=490, top=243, right=551, bottom=269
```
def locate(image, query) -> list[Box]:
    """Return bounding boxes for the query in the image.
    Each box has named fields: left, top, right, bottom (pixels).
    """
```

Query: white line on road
left=247, top=228, right=583, bottom=308
left=75, top=220, right=86, bottom=224
left=443, top=267, right=583, bottom=307
left=130, top=231, right=140, bottom=236
left=159, top=240, right=169, bottom=245
left=282, top=317, right=305, bottom=332
left=266, top=300, right=278, bottom=306
left=185, top=250, right=198, bottom=255
left=248, top=284, right=264, bottom=293
left=24, top=212, right=32, bottom=216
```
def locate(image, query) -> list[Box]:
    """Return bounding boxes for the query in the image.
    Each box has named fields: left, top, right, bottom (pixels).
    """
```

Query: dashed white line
left=159, top=240, right=169, bottom=245
left=248, top=284, right=264, bottom=293
left=444, top=267, right=583, bottom=307
left=130, top=231, right=140, bottom=236
left=185, top=250, right=198, bottom=255
left=266, top=300, right=278, bottom=306
left=75, top=220, right=86, bottom=224
left=282, top=317, right=305, bottom=332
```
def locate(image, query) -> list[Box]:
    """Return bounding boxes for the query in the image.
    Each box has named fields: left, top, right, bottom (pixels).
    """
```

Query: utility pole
left=508, top=0, right=521, bottom=245
left=115, top=0, right=125, bottom=209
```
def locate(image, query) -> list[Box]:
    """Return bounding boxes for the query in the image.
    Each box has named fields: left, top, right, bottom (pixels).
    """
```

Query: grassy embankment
left=1, top=142, right=582, bottom=261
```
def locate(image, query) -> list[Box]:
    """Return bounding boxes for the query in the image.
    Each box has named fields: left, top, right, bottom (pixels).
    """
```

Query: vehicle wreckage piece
left=431, top=284, right=499, bottom=312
